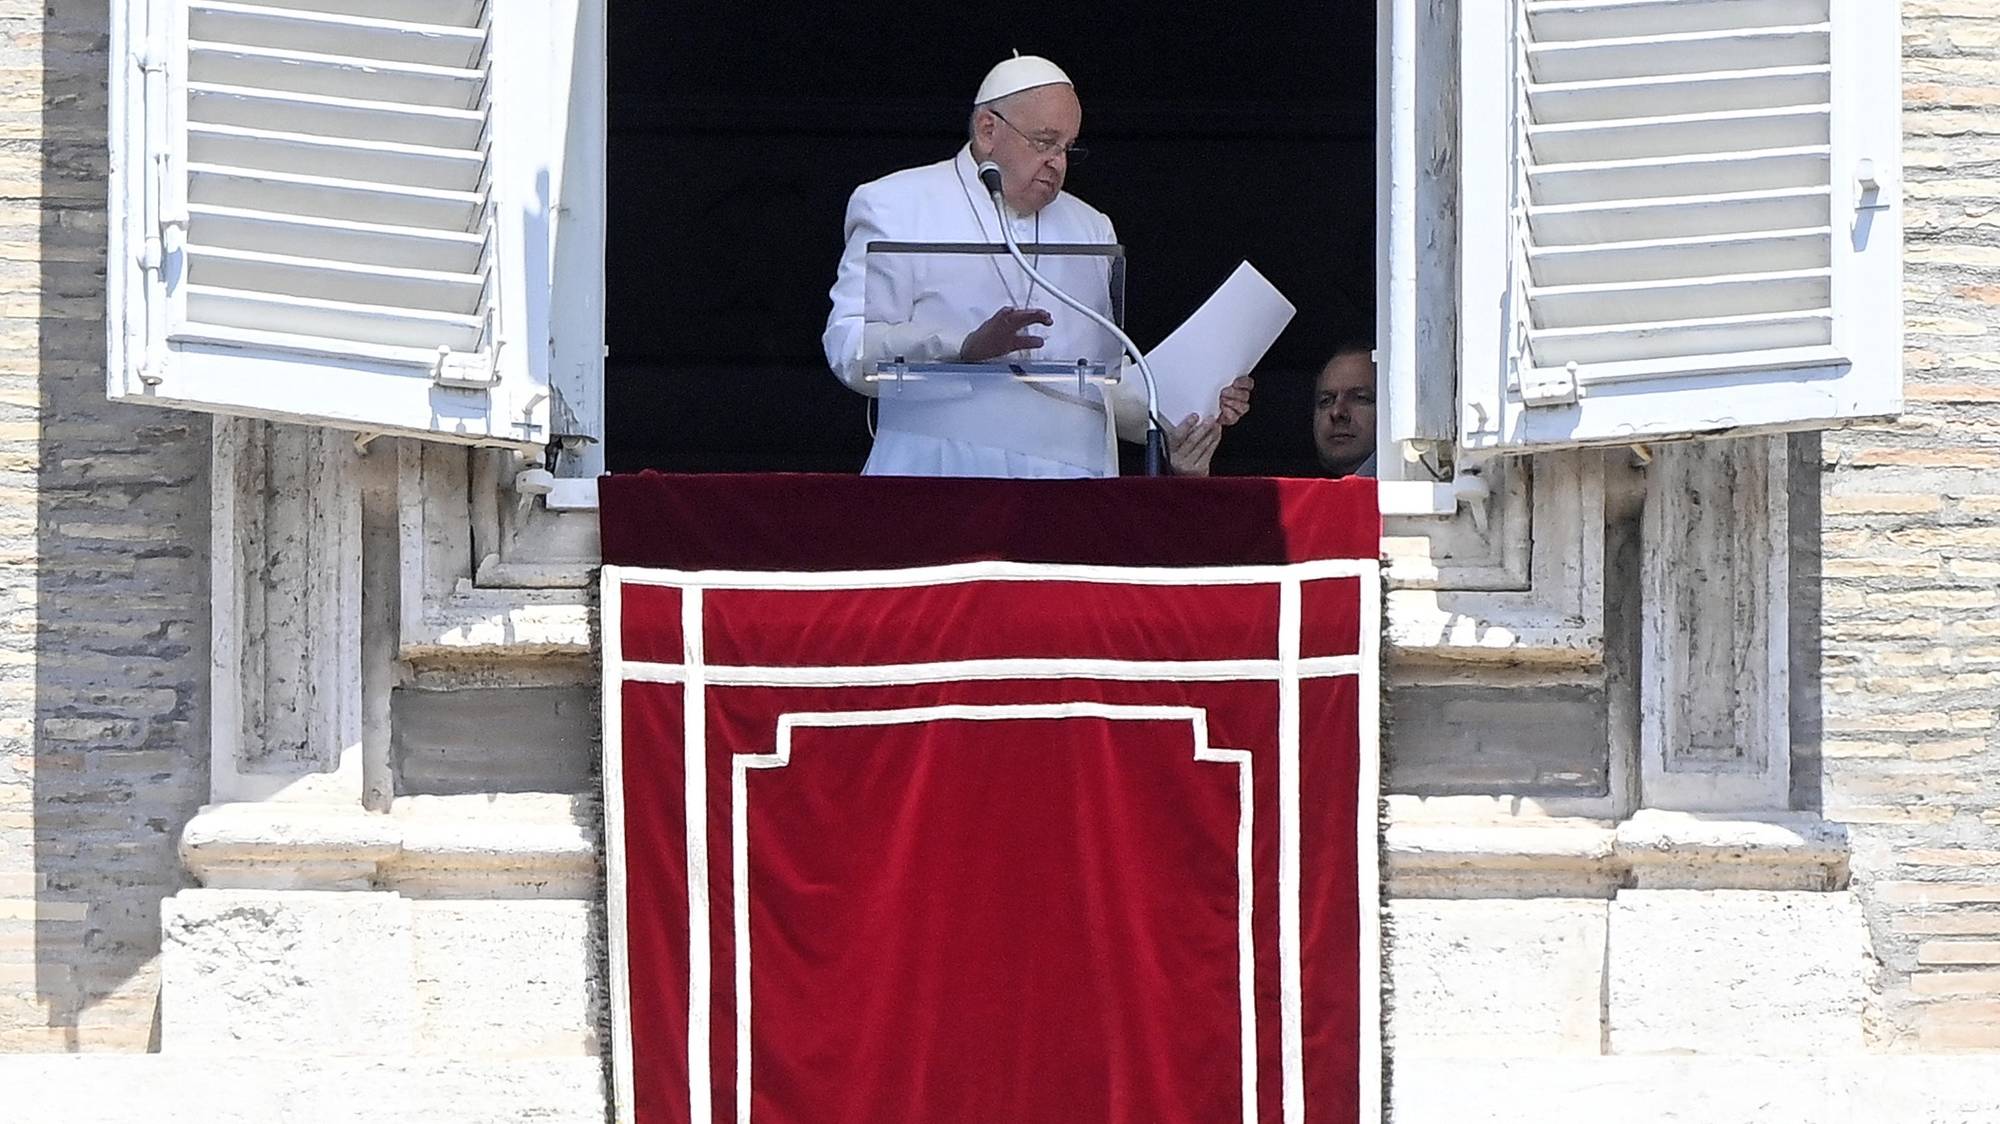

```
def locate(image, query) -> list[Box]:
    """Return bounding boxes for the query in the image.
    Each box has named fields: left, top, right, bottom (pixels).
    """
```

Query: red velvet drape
left=604, top=475, right=1379, bottom=1123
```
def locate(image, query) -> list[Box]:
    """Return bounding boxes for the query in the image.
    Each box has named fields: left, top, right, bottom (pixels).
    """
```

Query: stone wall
left=0, top=0, right=211, bottom=1050
left=1817, top=0, right=2000, bottom=1052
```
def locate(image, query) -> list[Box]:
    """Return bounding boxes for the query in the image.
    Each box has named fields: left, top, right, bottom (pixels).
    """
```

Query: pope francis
left=822, top=54, right=1250, bottom=478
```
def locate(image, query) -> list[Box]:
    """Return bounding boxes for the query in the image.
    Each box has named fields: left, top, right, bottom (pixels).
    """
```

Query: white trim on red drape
left=603, top=558, right=1385, bottom=1124
left=735, top=704, right=1255, bottom=1124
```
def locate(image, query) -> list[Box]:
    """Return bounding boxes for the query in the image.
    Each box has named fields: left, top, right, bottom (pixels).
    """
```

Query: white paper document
left=1144, top=261, right=1297, bottom=424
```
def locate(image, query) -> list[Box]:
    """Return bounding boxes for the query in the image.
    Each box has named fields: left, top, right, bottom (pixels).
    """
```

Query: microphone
left=976, top=163, right=1170, bottom=475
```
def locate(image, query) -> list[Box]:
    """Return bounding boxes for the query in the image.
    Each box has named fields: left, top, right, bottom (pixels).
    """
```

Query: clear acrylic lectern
left=862, top=241, right=1127, bottom=396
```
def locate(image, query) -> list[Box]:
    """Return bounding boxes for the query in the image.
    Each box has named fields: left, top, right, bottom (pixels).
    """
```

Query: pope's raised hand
left=960, top=306, right=1054, bottom=362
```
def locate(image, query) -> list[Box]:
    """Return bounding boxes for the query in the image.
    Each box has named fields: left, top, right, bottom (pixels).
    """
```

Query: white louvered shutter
left=109, top=0, right=575, bottom=450
left=1457, top=0, right=1901, bottom=452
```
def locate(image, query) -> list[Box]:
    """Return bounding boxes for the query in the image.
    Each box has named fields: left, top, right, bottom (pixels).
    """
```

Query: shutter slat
left=1527, top=105, right=1828, bottom=164
left=1527, top=228, right=1830, bottom=287
left=1528, top=147, right=1829, bottom=205
left=188, top=42, right=485, bottom=109
left=189, top=124, right=482, bottom=192
left=188, top=245, right=484, bottom=314
left=188, top=164, right=482, bottom=231
left=1527, top=311, right=1833, bottom=368
left=1527, top=187, right=1830, bottom=247
left=1526, top=268, right=1831, bottom=331
left=1527, top=25, right=1829, bottom=84
left=189, top=2, right=485, bottom=68
left=1526, top=0, right=1829, bottom=41
left=187, top=286, right=484, bottom=351
left=187, top=204, right=486, bottom=272
left=242, top=0, right=488, bottom=26
left=189, top=84, right=484, bottom=150
left=1527, top=65, right=1829, bottom=124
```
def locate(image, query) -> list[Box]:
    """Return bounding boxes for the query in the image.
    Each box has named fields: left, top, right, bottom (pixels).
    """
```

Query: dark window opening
left=606, top=2, right=1375, bottom=476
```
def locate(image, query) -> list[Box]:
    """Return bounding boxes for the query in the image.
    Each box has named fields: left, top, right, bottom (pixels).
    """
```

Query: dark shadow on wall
left=27, top=3, right=210, bottom=1051
left=1790, top=431, right=1824, bottom=812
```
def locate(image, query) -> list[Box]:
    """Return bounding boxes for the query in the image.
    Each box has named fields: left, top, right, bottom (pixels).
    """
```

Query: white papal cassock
left=822, top=146, right=1146, bottom=478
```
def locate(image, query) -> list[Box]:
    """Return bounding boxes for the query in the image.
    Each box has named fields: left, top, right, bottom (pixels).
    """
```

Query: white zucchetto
left=973, top=52, right=1073, bottom=106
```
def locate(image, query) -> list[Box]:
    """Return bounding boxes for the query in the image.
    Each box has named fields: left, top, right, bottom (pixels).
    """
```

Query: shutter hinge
left=431, top=344, right=498, bottom=390
left=1519, top=361, right=1579, bottom=408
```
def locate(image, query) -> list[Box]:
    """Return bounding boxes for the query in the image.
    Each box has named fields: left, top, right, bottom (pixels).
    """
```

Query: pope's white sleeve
left=1109, top=358, right=1151, bottom=442
left=821, top=187, right=959, bottom=396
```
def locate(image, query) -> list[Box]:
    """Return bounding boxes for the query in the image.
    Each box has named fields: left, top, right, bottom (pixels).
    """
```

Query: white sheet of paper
left=1144, top=261, right=1297, bottom=424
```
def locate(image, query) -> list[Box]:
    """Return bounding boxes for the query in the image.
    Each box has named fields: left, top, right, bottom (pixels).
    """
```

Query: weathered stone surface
left=161, top=890, right=415, bottom=1055
left=163, top=890, right=605, bottom=1063
left=1384, top=811, right=1849, bottom=898
left=1389, top=684, right=1609, bottom=798
left=1391, top=1056, right=2000, bottom=1124
left=0, top=1055, right=604, bottom=1123
left=410, top=900, right=603, bottom=1057
left=1615, top=810, right=1849, bottom=892
left=179, top=797, right=598, bottom=897
left=1385, top=816, right=1621, bottom=900
left=392, top=685, right=595, bottom=796
left=1644, top=437, right=1790, bottom=812
left=1607, top=890, right=1869, bottom=1056
left=1387, top=898, right=1605, bottom=1056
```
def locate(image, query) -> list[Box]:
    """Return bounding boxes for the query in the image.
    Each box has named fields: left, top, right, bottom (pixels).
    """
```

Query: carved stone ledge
left=181, top=794, right=599, bottom=898
left=180, top=802, right=401, bottom=891
left=403, top=584, right=595, bottom=663
left=1614, top=809, right=1849, bottom=892
left=385, top=794, right=600, bottom=898
left=1387, top=819, right=1622, bottom=899
left=1387, top=809, right=1850, bottom=899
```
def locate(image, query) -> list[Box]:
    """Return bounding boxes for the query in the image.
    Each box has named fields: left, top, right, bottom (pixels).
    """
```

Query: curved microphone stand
left=978, top=162, right=1167, bottom=476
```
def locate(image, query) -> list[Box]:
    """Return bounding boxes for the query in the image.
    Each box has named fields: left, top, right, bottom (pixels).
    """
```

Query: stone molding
left=1387, top=809, right=1849, bottom=898
left=1388, top=450, right=1608, bottom=665
left=180, top=795, right=598, bottom=897
left=0, top=1057, right=605, bottom=1124
left=179, top=798, right=1843, bottom=902
left=1391, top=1056, right=2000, bottom=1123
left=1642, top=436, right=1793, bottom=811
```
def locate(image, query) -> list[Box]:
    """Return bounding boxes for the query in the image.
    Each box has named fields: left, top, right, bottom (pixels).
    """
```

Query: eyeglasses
left=989, top=109, right=1089, bottom=164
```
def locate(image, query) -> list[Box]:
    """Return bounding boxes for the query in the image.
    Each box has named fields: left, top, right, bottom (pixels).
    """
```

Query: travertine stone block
left=411, top=900, right=603, bottom=1057
left=1388, top=898, right=1606, bottom=1056
left=1391, top=1056, right=2000, bottom=1124
left=1607, top=890, right=1868, bottom=1056
left=0, top=1056, right=605, bottom=1123
left=162, top=889, right=415, bottom=1055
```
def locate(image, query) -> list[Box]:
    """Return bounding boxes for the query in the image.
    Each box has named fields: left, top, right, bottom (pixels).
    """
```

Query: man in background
left=1313, top=341, right=1376, bottom=478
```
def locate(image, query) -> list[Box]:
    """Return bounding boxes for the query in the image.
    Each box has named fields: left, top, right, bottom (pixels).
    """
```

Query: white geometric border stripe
left=738, top=706, right=1252, bottom=1124
left=602, top=559, right=1383, bottom=1124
